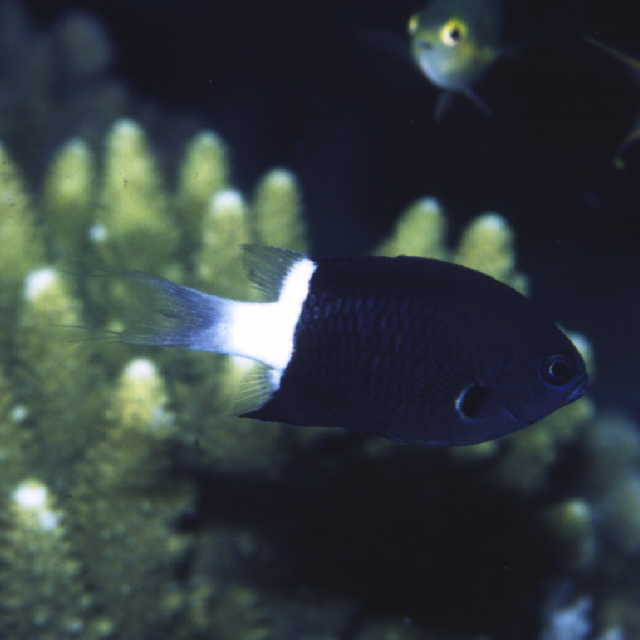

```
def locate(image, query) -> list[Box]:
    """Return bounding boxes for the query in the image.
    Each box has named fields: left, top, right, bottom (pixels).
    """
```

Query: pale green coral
left=13, top=268, right=110, bottom=494
left=376, top=204, right=526, bottom=291
left=453, top=212, right=526, bottom=292
left=42, top=139, right=95, bottom=262
left=0, top=374, right=28, bottom=496
left=197, top=190, right=252, bottom=298
left=4, top=4, right=636, bottom=638
left=0, top=112, right=638, bottom=639
left=253, top=168, right=306, bottom=252
left=0, top=118, right=307, bottom=639
left=65, top=358, right=191, bottom=637
left=175, top=131, right=229, bottom=233
left=0, top=142, right=45, bottom=338
left=375, top=197, right=447, bottom=260
left=1, top=479, right=91, bottom=640
left=0, top=0, right=128, bottom=179
left=543, top=498, right=596, bottom=570
left=95, top=120, right=176, bottom=274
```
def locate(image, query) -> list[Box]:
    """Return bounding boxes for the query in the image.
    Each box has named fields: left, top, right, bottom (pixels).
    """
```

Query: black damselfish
left=113, top=246, right=588, bottom=446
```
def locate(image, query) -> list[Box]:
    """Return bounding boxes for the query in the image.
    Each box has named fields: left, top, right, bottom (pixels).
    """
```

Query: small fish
left=407, top=0, right=503, bottom=119
left=110, top=246, right=587, bottom=446
left=585, top=36, right=640, bottom=167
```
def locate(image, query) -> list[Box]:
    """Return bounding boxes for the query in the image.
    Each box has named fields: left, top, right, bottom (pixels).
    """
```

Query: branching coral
left=0, top=116, right=311, bottom=639
left=0, top=116, right=629, bottom=637
left=0, top=104, right=637, bottom=640
left=0, top=0, right=126, bottom=181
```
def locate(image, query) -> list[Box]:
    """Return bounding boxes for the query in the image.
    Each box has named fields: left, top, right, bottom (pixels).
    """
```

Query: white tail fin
left=110, top=271, right=231, bottom=353
left=110, top=246, right=316, bottom=376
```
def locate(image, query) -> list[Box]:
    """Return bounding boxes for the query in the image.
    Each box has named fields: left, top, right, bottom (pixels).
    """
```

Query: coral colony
left=0, top=3, right=639, bottom=638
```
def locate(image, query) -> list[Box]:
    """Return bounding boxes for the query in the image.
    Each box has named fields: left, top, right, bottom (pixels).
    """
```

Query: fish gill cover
left=0, top=1, right=638, bottom=639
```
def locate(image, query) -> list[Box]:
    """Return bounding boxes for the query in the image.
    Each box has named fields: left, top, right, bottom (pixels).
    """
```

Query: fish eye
left=440, top=19, right=466, bottom=47
left=541, top=354, right=576, bottom=387
left=407, top=14, right=419, bottom=35
left=455, top=383, right=489, bottom=421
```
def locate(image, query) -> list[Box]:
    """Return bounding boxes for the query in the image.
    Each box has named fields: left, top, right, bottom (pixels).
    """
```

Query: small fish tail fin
left=105, top=271, right=230, bottom=353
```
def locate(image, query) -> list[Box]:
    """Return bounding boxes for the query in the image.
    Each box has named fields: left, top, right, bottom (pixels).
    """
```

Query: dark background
left=20, top=0, right=640, bottom=416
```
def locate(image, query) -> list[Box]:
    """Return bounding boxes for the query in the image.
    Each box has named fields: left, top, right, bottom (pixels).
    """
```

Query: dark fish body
left=113, top=247, right=588, bottom=446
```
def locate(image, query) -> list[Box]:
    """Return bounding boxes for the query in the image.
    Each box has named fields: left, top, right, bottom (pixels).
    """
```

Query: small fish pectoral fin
left=462, top=88, right=492, bottom=116
left=434, top=89, right=490, bottom=121
left=434, top=91, right=454, bottom=122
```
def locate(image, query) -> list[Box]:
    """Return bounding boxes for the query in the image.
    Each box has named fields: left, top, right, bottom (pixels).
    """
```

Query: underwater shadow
left=178, top=434, right=562, bottom=639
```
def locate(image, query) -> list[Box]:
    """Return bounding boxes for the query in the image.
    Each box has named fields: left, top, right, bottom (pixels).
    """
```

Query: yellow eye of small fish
left=440, top=18, right=467, bottom=47
left=407, top=14, right=419, bottom=35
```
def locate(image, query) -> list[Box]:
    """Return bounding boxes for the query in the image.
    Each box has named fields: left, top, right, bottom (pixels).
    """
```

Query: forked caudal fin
left=108, top=270, right=229, bottom=352
left=108, top=246, right=317, bottom=375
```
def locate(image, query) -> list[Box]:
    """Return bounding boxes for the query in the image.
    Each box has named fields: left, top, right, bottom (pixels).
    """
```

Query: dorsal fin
left=242, top=245, right=307, bottom=301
